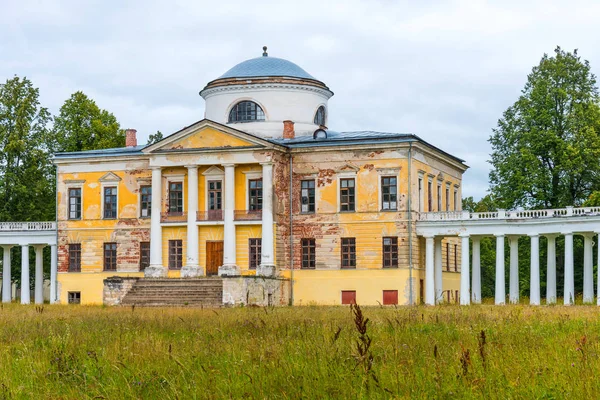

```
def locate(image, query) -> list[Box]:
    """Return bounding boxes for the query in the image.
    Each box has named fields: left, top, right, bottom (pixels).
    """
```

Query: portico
left=418, top=206, right=600, bottom=305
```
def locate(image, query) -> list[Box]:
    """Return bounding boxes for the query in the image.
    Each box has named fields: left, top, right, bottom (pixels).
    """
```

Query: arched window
left=314, top=106, right=326, bottom=126
left=228, top=101, right=265, bottom=123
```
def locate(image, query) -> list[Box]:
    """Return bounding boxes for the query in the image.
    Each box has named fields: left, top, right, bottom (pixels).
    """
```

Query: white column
left=529, top=234, right=540, bottom=306
left=563, top=232, right=574, bottom=305
left=21, top=245, right=30, bottom=304
left=34, top=245, right=44, bottom=304
left=434, top=237, right=443, bottom=304
left=546, top=234, right=557, bottom=304
left=471, top=236, right=481, bottom=304
left=424, top=236, right=435, bottom=305
left=219, top=163, right=238, bottom=276
left=508, top=236, right=519, bottom=304
left=495, top=234, right=505, bottom=305
left=258, top=162, right=276, bottom=276
left=583, top=233, right=594, bottom=304
left=50, top=244, right=57, bottom=304
left=147, top=167, right=165, bottom=277
left=182, top=165, right=201, bottom=277
left=597, top=232, right=600, bottom=306
left=2, top=246, right=13, bottom=303
left=460, top=234, right=470, bottom=305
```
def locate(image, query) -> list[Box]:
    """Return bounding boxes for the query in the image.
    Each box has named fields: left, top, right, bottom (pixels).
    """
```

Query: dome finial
left=262, top=46, right=268, bottom=57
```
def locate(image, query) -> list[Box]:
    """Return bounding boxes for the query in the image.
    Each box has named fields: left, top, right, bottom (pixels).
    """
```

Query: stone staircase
left=121, top=278, right=223, bottom=307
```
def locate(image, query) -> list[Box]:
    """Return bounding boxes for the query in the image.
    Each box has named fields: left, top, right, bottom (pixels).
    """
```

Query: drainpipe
left=289, top=153, right=294, bottom=305
left=407, top=142, right=414, bottom=305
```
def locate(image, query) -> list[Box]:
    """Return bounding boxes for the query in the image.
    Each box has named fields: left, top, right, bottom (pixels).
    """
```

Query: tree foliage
left=53, top=91, right=124, bottom=152
left=489, top=47, right=600, bottom=209
left=147, top=130, right=163, bottom=145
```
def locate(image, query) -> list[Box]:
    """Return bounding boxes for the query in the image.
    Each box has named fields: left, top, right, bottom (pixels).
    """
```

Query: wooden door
left=206, top=241, right=223, bottom=276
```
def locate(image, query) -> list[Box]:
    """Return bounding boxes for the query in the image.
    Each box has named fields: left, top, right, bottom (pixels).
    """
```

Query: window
left=314, top=105, right=326, bottom=126
left=381, top=176, right=397, bottom=211
left=454, top=189, right=458, bottom=211
left=341, top=290, right=356, bottom=305
left=249, top=238, right=262, bottom=270
left=427, top=180, right=432, bottom=211
left=140, top=186, right=152, bottom=218
left=168, top=182, right=183, bottom=213
left=208, top=181, right=222, bottom=211
left=301, top=238, right=316, bottom=269
left=437, top=184, right=442, bottom=212
left=103, top=187, right=117, bottom=219
left=454, top=244, right=458, bottom=272
left=103, top=242, right=117, bottom=271
left=228, top=101, right=265, bottom=123
left=68, top=244, right=81, bottom=272
left=249, top=179, right=263, bottom=211
left=446, top=242, right=450, bottom=271
left=300, top=180, right=315, bottom=213
left=340, top=178, right=355, bottom=212
left=445, top=186, right=450, bottom=211
left=168, top=240, right=183, bottom=270
left=383, top=237, right=398, bottom=268
left=68, top=188, right=82, bottom=220
left=140, top=242, right=150, bottom=271
left=383, top=290, right=398, bottom=305
left=418, top=177, right=423, bottom=212
left=68, top=292, right=81, bottom=304
left=341, top=238, right=356, bottom=269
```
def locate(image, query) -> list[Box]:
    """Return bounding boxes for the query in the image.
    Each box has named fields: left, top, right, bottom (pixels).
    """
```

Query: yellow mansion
left=53, top=48, right=468, bottom=306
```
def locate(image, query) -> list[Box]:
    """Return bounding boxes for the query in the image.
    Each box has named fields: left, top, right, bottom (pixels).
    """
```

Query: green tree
left=583, top=191, right=600, bottom=206
left=147, top=130, right=163, bottom=145
left=53, top=91, right=124, bottom=152
left=489, top=47, right=600, bottom=209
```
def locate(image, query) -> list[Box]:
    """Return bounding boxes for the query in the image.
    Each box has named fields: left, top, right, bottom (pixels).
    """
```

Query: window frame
left=140, top=185, right=152, bottom=218
left=248, top=178, right=263, bottom=211
left=228, top=101, right=266, bottom=123
left=103, top=242, right=117, bottom=271
left=382, top=237, right=398, bottom=268
left=168, top=181, right=184, bottom=214
left=300, top=180, right=316, bottom=214
left=139, top=241, right=150, bottom=271
left=103, top=186, right=118, bottom=219
left=341, top=237, right=356, bottom=269
left=207, top=180, right=223, bottom=211
left=168, top=240, right=183, bottom=270
left=314, top=105, right=326, bottom=126
left=445, top=184, right=450, bottom=212
left=249, top=238, right=262, bottom=270
left=380, top=176, right=398, bottom=211
left=301, top=238, right=316, bottom=269
left=68, top=291, right=81, bottom=304
left=454, top=244, right=458, bottom=272
left=68, top=243, right=81, bottom=272
left=339, top=178, right=356, bottom=212
left=427, top=179, right=433, bottom=211
left=68, top=187, right=82, bottom=220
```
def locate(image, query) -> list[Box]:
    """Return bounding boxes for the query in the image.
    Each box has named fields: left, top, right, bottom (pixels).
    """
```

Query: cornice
left=201, top=83, right=333, bottom=99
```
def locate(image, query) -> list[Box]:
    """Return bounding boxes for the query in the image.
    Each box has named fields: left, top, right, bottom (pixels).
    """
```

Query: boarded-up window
left=104, top=243, right=117, bottom=271
left=68, top=188, right=82, bottom=220
left=139, top=242, right=150, bottom=271
left=382, top=237, right=398, bottom=268
left=168, top=240, right=183, bottom=270
left=140, top=186, right=152, bottom=218
left=381, top=176, right=397, bottom=210
left=383, top=290, right=398, bottom=305
left=249, top=238, right=261, bottom=270
left=341, top=238, right=356, bottom=268
left=341, top=290, right=356, bottom=305
left=301, top=238, right=316, bottom=269
left=300, top=180, right=315, bottom=213
left=68, top=244, right=81, bottom=272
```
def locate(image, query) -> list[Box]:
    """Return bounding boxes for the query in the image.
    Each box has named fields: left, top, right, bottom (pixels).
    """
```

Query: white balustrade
left=419, top=206, right=600, bottom=222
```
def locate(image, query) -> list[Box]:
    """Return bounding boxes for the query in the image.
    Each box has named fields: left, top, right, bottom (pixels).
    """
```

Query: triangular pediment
left=99, top=172, right=122, bottom=182
left=143, top=119, right=278, bottom=153
left=336, top=163, right=360, bottom=173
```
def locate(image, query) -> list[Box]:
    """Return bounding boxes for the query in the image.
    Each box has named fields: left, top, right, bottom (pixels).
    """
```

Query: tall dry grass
left=0, top=303, right=598, bottom=398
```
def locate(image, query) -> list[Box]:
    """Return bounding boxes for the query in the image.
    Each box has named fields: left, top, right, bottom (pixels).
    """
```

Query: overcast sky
left=2, top=0, right=599, bottom=200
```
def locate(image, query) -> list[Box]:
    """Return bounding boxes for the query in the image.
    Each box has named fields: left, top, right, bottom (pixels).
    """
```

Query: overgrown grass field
left=1, top=303, right=599, bottom=399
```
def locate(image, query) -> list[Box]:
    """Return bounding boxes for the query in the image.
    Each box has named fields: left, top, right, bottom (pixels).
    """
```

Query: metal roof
left=54, top=145, right=145, bottom=159
left=218, top=56, right=316, bottom=80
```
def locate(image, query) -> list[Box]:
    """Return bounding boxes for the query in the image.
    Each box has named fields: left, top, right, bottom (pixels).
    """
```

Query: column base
left=144, top=264, right=168, bottom=278
left=257, top=263, right=277, bottom=277
left=181, top=265, right=205, bottom=278
left=218, top=264, right=240, bottom=277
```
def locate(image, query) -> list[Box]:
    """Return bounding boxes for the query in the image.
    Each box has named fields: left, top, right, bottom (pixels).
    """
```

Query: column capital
left=32, top=244, right=46, bottom=251
left=494, top=233, right=505, bottom=238
left=221, top=163, right=236, bottom=168
left=580, top=232, right=595, bottom=239
left=527, top=233, right=540, bottom=238
left=507, top=235, right=520, bottom=242
left=422, top=234, right=435, bottom=239
left=184, top=165, right=198, bottom=170
left=1, top=245, right=14, bottom=251
left=151, top=166, right=162, bottom=171
left=259, top=161, right=274, bottom=166
left=459, top=233, right=470, bottom=238
left=561, top=231, right=574, bottom=236
left=544, top=233, right=559, bottom=239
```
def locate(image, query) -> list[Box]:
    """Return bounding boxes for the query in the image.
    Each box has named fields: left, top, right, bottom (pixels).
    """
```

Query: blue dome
left=218, top=56, right=316, bottom=80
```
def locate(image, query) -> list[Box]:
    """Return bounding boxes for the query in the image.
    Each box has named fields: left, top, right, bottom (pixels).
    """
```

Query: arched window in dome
left=228, top=101, right=265, bottom=123
left=314, top=106, right=326, bottom=126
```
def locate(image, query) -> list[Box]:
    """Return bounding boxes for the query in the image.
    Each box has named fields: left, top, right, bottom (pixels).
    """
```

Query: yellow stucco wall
left=58, top=272, right=143, bottom=305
